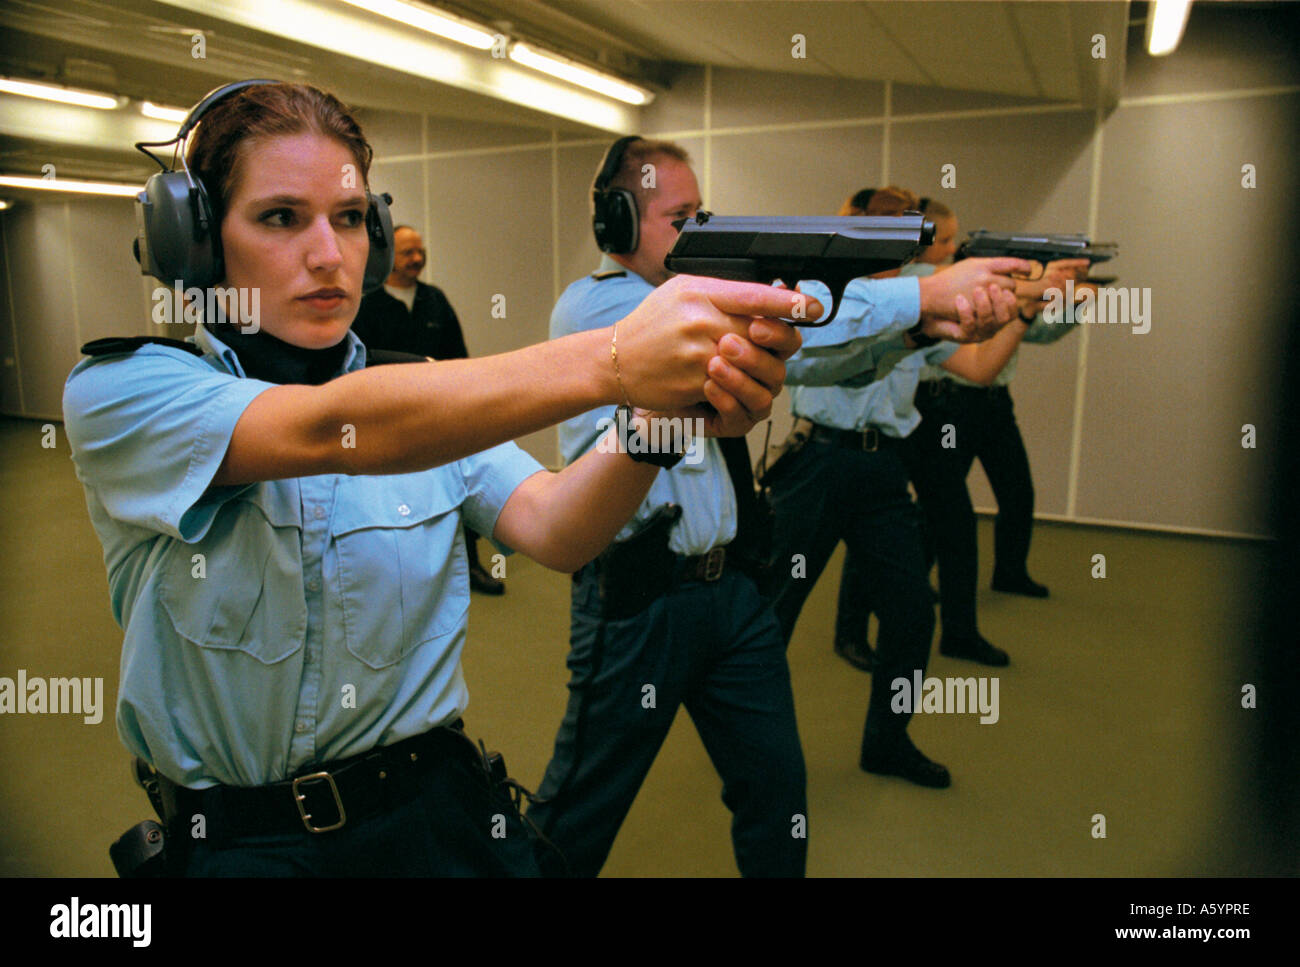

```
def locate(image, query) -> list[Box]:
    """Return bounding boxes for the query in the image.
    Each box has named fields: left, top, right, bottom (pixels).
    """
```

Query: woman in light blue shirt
left=62, top=81, right=802, bottom=876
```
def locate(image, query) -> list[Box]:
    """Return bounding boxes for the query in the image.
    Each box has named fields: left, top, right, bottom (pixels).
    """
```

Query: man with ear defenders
left=526, top=136, right=807, bottom=877
left=526, top=137, right=1027, bottom=876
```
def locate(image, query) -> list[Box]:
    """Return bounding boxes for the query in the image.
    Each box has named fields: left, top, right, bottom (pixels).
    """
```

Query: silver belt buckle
left=861, top=428, right=880, bottom=452
left=703, top=547, right=726, bottom=581
left=292, top=771, right=347, bottom=833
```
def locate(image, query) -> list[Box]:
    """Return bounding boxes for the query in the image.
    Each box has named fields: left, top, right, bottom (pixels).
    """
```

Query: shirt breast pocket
left=158, top=485, right=307, bottom=665
left=330, top=472, right=467, bottom=670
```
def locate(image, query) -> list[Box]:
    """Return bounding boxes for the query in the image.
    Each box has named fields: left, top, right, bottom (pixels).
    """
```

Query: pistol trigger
left=784, top=281, right=840, bottom=326
left=812, top=280, right=847, bottom=326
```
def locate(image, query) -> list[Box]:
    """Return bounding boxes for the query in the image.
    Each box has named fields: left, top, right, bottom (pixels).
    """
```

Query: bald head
left=388, top=226, right=427, bottom=288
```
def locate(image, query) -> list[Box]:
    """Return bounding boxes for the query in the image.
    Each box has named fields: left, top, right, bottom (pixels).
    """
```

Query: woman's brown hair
left=838, top=184, right=922, bottom=216
left=186, top=83, right=373, bottom=224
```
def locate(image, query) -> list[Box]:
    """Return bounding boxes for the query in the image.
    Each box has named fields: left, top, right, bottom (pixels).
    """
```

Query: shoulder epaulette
left=81, top=336, right=203, bottom=357
left=591, top=269, right=627, bottom=281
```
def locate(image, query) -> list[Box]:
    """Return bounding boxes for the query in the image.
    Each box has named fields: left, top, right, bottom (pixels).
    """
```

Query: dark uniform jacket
left=351, top=282, right=469, bottom=361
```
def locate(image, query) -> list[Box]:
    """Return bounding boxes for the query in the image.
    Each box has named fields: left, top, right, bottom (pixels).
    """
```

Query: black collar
left=205, top=320, right=350, bottom=386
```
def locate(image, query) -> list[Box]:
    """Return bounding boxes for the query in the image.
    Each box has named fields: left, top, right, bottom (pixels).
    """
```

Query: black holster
left=109, top=757, right=186, bottom=878
left=109, top=820, right=170, bottom=878
left=588, top=503, right=683, bottom=620
left=471, top=740, right=570, bottom=877
left=755, top=417, right=813, bottom=489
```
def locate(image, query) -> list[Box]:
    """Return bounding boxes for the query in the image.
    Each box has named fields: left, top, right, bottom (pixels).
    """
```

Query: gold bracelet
left=611, top=321, right=633, bottom=408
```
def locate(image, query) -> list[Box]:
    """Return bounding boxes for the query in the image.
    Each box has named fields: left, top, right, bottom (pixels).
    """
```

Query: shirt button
left=313, top=506, right=327, bottom=520
left=306, top=578, right=320, bottom=592
left=295, top=720, right=309, bottom=733
left=397, top=504, right=411, bottom=516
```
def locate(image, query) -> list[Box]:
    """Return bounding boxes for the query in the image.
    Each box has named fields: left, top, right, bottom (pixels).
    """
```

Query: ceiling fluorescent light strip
left=0, top=175, right=140, bottom=197
left=1147, top=0, right=1193, bottom=56
left=0, top=77, right=120, bottom=110
left=340, top=0, right=495, bottom=49
left=508, top=42, right=652, bottom=106
left=141, top=101, right=190, bottom=123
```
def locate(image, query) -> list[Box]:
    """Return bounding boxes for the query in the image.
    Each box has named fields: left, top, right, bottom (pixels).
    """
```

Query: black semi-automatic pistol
left=664, top=211, right=934, bottom=325
left=955, top=230, right=1118, bottom=280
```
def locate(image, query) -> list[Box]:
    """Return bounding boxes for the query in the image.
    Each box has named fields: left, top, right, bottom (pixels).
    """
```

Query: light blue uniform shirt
left=786, top=266, right=954, bottom=435
left=853, top=339, right=960, bottom=436
left=551, top=256, right=734, bottom=556
left=62, top=324, right=543, bottom=788
left=785, top=274, right=921, bottom=389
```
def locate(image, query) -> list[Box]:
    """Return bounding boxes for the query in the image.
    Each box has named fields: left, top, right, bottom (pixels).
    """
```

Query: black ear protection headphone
left=591, top=134, right=643, bottom=254
left=847, top=187, right=876, bottom=213
left=132, top=78, right=394, bottom=293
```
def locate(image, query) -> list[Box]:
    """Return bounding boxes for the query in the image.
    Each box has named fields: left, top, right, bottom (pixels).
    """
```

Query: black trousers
left=909, top=384, right=1035, bottom=639
left=979, top=387, right=1038, bottom=582
left=835, top=384, right=1037, bottom=646
left=767, top=437, right=934, bottom=746
left=528, top=567, right=807, bottom=877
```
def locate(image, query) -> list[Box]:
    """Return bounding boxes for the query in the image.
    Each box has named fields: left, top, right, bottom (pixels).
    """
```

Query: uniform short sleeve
left=63, top=346, right=275, bottom=542
left=456, top=441, right=545, bottom=552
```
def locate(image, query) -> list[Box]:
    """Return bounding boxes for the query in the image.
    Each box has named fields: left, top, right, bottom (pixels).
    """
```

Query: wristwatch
left=618, top=405, right=686, bottom=469
left=907, top=320, right=939, bottom=348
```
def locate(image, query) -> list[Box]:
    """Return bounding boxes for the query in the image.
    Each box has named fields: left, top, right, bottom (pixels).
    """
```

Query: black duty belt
left=918, top=381, right=1009, bottom=399
left=810, top=422, right=902, bottom=452
left=918, top=379, right=958, bottom=398
left=587, top=502, right=767, bottom=620
left=675, top=546, right=728, bottom=583
left=158, top=721, right=476, bottom=837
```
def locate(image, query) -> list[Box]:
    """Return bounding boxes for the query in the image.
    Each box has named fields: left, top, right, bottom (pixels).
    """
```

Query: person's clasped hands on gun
left=62, top=81, right=803, bottom=877
left=1011, top=257, right=1092, bottom=318
left=904, top=254, right=1035, bottom=345
left=596, top=273, right=809, bottom=439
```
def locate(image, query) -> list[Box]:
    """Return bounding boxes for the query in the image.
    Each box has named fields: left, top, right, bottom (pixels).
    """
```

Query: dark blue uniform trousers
left=528, top=566, right=807, bottom=877
left=767, top=438, right=935, bottom=746
left=834, top=385, right=1038, bottom=646
left=906, top=384, right=1036, bottom=638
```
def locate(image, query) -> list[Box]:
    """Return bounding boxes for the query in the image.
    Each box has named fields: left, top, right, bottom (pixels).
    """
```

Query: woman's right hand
left=609, top=275, right=812, bottom=416
left=916, top=256, right=1033, bottom=342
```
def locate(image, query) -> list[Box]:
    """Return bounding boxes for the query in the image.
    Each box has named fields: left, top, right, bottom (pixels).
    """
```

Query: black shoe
left=940, top=634, right=1010, bottom=667
left=833, top=638, right=875, bottom=672
left=469, top=564, right=505, bottom=595
left=991, top=573, right=1049, bottom=598
left=860, top=734, right=951, bottom=788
